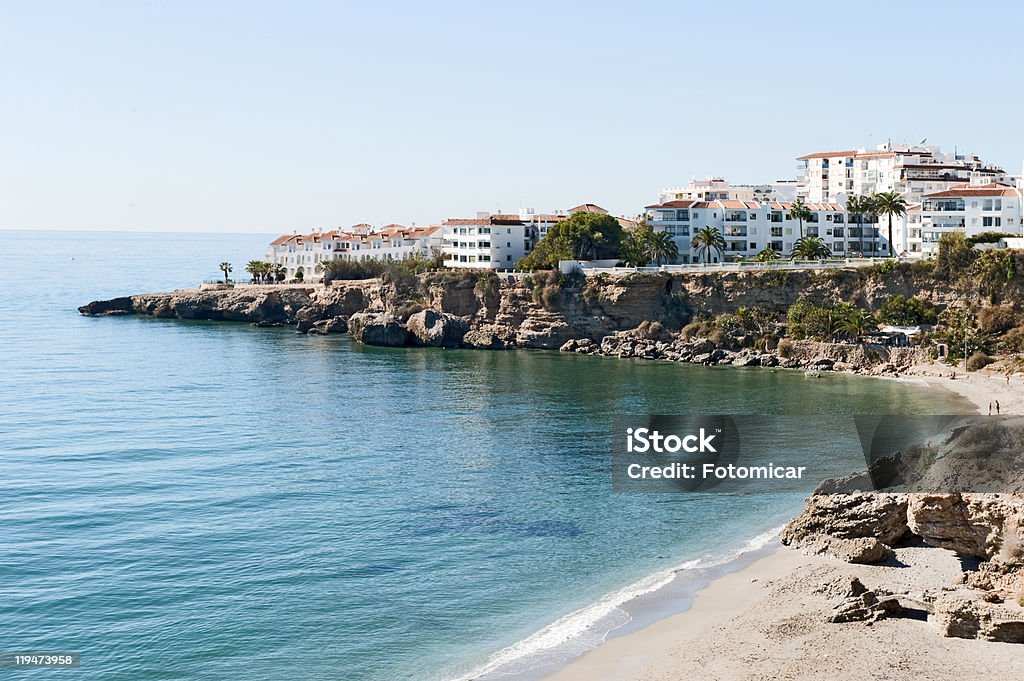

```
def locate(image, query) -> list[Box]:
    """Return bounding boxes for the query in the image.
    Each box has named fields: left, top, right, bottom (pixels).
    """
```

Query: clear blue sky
left=3, top=1, right=1022, bottom=233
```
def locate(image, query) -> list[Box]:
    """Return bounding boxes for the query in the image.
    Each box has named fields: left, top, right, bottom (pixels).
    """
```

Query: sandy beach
left=543, top=543, right=1024, bottom=681
left=540, top=369, right=1024, bottom=681
left=905, top=365, right=1024, bottom=415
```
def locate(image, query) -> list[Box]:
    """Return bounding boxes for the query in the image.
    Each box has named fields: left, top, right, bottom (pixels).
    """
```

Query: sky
left=2, top=0, right=1023, bottom=233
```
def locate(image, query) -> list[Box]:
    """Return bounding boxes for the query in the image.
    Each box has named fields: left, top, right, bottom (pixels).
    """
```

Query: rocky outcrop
left=781, top=493, right=910, bottom=549
left=932, top=591, right=1024, bottom=643
left=348, top=312, right=408, bottom=347
left=405, top=310, right=468, bottom=347
left=908, top=494, right=1024, bottom=560
left=78, top=296, right=134, bottom=316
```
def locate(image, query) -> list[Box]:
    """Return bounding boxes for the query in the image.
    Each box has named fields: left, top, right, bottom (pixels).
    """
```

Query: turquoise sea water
left=0, top=231, right=972, bottom=680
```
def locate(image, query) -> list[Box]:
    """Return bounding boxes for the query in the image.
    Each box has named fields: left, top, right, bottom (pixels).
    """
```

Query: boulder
left=931, top=591, right=1024, bottom=643
left=462, top=328, right=510, bottom=350
left=800, top=536, right=895, bottom=564
left=311, top=316, right=348, bottom=335
left=347, top=312, right=409, bottom=347
left=907, top=493, right=1024, bottom=559
left=780, top=493, right=910, bottom=548
left=406, top=309, right=467, bottom=347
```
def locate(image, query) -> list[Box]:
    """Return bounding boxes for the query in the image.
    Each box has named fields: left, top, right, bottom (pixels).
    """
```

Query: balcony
left=725, top=213, right=747, bottom=222
left=723, top=227, right=747, bottom=237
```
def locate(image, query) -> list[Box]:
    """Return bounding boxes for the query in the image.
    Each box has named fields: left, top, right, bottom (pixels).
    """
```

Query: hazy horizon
left=4, top=1, right=1023, bottom=233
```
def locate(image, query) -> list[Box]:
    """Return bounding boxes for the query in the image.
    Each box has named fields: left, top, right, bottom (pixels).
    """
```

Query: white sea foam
left=448, top=525, right=785, bottom=681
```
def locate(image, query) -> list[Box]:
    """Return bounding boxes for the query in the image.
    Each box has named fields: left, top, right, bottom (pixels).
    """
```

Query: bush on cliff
left=977, top=305, right=1019, bottom=335
left=878, top=294, right=937, bottom=326
left=937, top=232, right=977, bottom=273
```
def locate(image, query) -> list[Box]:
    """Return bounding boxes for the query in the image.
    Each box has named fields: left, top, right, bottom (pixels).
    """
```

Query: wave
left=447, top=525, right=784, bottom=681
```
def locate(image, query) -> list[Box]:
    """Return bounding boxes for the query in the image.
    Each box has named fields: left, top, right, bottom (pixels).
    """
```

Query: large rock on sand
left=347, top=312, right=408, bottom=346
left=781, top=492, right=911, bottom=547
left=405, top=309, right=467, bottom=347
left=908, top=493, right=1024, bottom=560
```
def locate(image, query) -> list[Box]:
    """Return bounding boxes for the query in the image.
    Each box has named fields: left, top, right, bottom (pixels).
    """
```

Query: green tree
left=691, top=226, right=726, bottom=264
left=790, top=236, right=831, bottom=260
left=874, top=191, right=907, bottom=257
left=649, top=230, right=679, bottom=265
left=845, top=195, right=869, bottom=257
left=840, top=307, right=877, bottom=340
left=788, top=198, right=812, bottom=239
left=246, top=260, right=269, bottom=283
left=878, top=294, right=937, bottom=325
left=219, top=261, right=233, bottom=284
left=271, top=263, right=286, bottom=283
left=519, top=212, right=624, bottom=269
left=618, top=220, right=655, bottom=267
left=754, top=247, right=780, bottom=262
left=936, top=232, right=976, bottom=273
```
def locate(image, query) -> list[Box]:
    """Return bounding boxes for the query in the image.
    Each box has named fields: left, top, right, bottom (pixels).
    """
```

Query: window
left=506, top=255, right=512, bottom=261
left=507, top=242, right=511, bottom=247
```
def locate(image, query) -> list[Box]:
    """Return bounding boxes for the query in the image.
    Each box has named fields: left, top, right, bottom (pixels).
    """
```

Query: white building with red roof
left=644, top=199, right=858, bottom=262
left=796, top=142, right=1009, bottom=204
left=265, top=225, right=442, bottom=281
left=913, top=182, right=1024, bottom=257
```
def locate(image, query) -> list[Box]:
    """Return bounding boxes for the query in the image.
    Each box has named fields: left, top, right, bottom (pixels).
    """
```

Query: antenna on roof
left=920, top=138, right=927, bottom=145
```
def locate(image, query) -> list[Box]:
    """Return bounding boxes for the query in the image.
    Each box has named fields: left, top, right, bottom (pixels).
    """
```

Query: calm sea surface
left=0, top=230, right=970, bottom=680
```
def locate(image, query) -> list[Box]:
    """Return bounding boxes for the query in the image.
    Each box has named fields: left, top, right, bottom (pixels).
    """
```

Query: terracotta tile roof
left=796, top=150, right=857, bottom=160
left=645, top=200, right=698, bottom=209
left=568, top=203, right=608, bottom=214
left=923, top=183, right=1020, bottom=198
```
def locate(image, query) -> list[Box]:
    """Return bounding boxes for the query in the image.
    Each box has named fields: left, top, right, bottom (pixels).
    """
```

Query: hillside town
left=259, top=141, right=1024, bottom=281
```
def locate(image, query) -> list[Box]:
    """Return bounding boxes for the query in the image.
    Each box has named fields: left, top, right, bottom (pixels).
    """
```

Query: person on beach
left=996, top=400, right=1000, bottom=415
left=989, top=402, right=993, bottom=415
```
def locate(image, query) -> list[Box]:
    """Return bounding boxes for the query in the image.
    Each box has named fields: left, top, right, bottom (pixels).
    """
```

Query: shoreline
left=540, top=541, right=1024, bottom=681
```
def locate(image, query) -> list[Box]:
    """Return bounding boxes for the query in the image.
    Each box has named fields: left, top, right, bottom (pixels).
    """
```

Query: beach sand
left=905, top=365, right=1024, bottom=415
left=542, top=544, right=1024, bottom=681
left=540, top=370, right=1024, bottom=681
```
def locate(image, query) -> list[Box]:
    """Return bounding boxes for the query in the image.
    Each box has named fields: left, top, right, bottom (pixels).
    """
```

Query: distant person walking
left=996, top=400, right=1001, bottom=415
left=989, top=402, right=993, bottom=415
left=1008, top=375, right=1011, bottom=386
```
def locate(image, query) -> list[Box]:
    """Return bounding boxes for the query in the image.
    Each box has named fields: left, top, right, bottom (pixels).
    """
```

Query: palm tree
left=649, top=230, right=679, bottom=265
left=245, top=260, right=266, bottom=283
left=691, top=226, right=726, bottom=264
left=845, top=195, right=866, bottom=257
left=754, top=247, right=780, bottom=262
left=840, top=308, right=877, bottom=341
left=788, top=198, right=812, bottom=239
left=219, top=261, right=233, bottom=284
left=790, top=236, right=831, bottom=260
left=271, top=263, right=286, bottom=283
left=874, top=191, right=908, bottom=257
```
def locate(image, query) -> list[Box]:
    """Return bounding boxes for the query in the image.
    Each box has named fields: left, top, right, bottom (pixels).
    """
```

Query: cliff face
left=78, top=263, right=1016, bottom=356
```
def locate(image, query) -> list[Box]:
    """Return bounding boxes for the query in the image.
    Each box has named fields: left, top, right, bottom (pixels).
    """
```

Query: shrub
left=966, top=351, right=993, bottom=372
left=381, top=262, right=418, bottom=295
left=937, top=232, right=977, bottom=273
left=878, top=294, right=937, bottom=326
left=977, top=305, right=1018, bottom=335
left=1000, top=326, right=1024, bottom=353
left=777, top=338, right=794, bottom=358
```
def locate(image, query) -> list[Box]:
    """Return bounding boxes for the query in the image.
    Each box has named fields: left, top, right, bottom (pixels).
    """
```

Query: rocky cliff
left=77, top=262, right=1020, bottom=373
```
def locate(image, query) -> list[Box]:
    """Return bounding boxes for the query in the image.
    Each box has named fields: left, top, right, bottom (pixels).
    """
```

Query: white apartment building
left=441, top=212, right=549, bottom=269
left=797, top=142, right=1007, bottom=204
left=644, top=199, right=871, bottom=262
left=911, top=183, right=1024, bottom=257
left=659, top=178, right=794, bottom=204
left=267, top=225, right=442, bottom=280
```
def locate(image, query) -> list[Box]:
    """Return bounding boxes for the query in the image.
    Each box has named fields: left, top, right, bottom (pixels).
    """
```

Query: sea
left=0, top=230, right=973, bottom=680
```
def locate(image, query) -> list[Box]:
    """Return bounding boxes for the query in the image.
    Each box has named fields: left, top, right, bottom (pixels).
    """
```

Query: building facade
left=644, top=199, right=873, bottom=262
left=914, top=183, right=1024, bottom=257
left=796, top=142, right=1007, bottom=204
left=266, top=225, right=442, bottom=280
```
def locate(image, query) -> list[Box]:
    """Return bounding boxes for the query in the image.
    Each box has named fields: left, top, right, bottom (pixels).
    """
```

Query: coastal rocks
left=826, top=577, right=901, bottom=623
left=347, top=312, right=408, bottom=347
left=307, top=316, right=348, bottom=335
left=781, top=493, right=911, bottom=549
left=931, top=591, right=1024, bottom=643
left=462, top=328, right=512, bottom=350
left=78, top=296, right=134, bottom=316
left=405, top=310, right=467, bottom=348
left=800, top=536, right=895, bottom=564
left=907, top=494, right=1024, bottom=560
